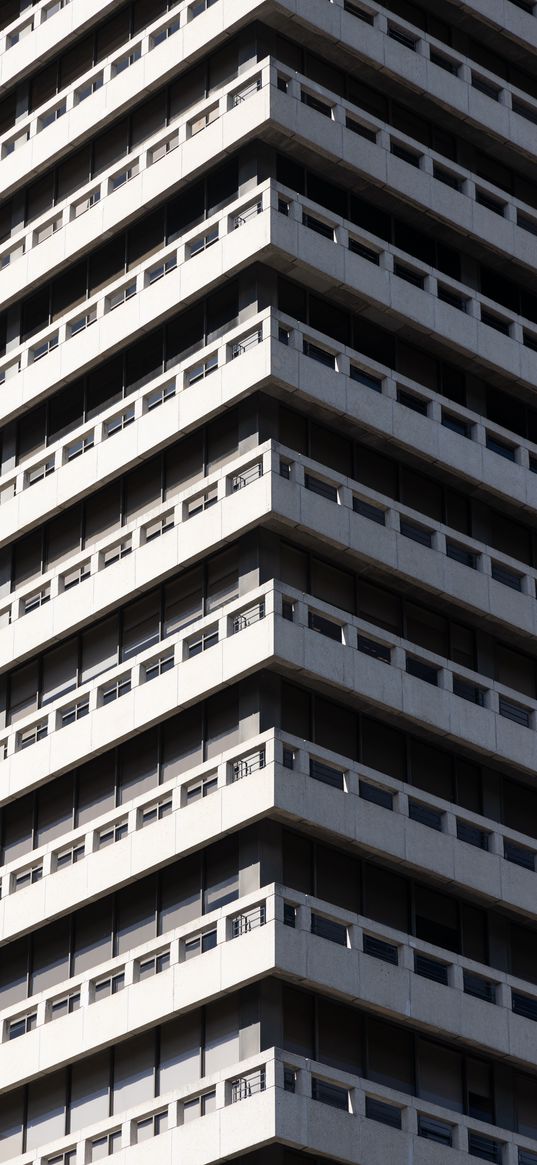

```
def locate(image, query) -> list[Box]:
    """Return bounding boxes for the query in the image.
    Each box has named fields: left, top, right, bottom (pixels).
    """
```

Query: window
left=50, top=991, right=80, bottom=1020
left=118, top=732, right=159, bottom=805
left=84, top=484, right=121, bottom=548
left=14, top=863, right=43, bottom=890
left=466, top=1059, right=494, bottom=1123
left=26, top=1072, right=66, bottom=1151
left=362, top=716, right=405, bottom=780
left=113, top=1032, right=155, bottom=1112
left=363, top=864, right=407, bottom=933
left=146, top=381, right=175, bottom=410
left=159, top=1011, right=201, bottom=1092
left=0, top=1080, right=24, bottom=1157
left=73, top=901, right=113, bottom=975
left=138, top=951, right=170, bottom=980
left=48, top=833, right=79, bottom=876
left=52, top=261, right=86, bottom=321
left=17, top=404, right=46, bottom=462
left=18, top=722, right=48, bottom=750
left=161, top=706, right=202, bottom=781
left=205, top=689, right=239, bottom=760
left=301, top=90, right=333, bottom=118
left=60, top=33, right=94, bottom=88
left=183, top=1091, right=216, bottom=1120
left=41, top=641, right=77, bottom=707
left=358, top=581, right=401, bottom=636
left=81, top=617, right=118, bottom=683
left=517, top=1073, right=537, bottom=1139
left=311, top=1078, right=349, bottom=1110
left=318, top=997, right=361, bottom=1075
left=94, top=973, right=125, bottom=1001
left=496, top=644, right=536, bottom=699
left=204, top=996, right=239, bottom=1075
left=116, top=877, right=157, bottom=955
left=206, top=549, right=239, bottom=612
left=283, top=985, right=314, bottom=1058
left=8, top=1012, right=37, bottom=1040
left=186, top=485, right=218, bottom=517
left=184, top=929, right=217, bottom=959
left=89, top=236, right=125, bottom=296
left=128, top=207, right=165, bottom=267
left=417, top=1039, right=463, bottom=1112
left=368, top=1017, right=413, bottom=1093
left=366, top=1096, right=402, bottom=1128
left=89, top=1131, right=122, bottom=1160
left=204, top=837, right=238, bottom=912
left=9, top=661, right=38, bottom=724
left=410, top=739, right=452, bottom=802
left=102, top=539, right=132, bottom=567
left=77, top=755, right=116, bottom=827
left=311, top=558, right=354, bottom=612
left=13, top=532, right=42, bottom=588
left=190, top=105, right=218, bottom=136
left=185, top=774, right=218, bottom=802
left=122, top=593, right=160, bottom=660
left=21, top=288, right=49, bottom=342
left=26, top=173, right=54, bottom=224
left=140, top=796, right=172, bottom=826
left=414, top=885, right=458, bottom=952
left=2, top=794, right=34, bottom=865
left=164, top=568, right=203, bottom=637
left=126, top=328, right=163, bottom=391
left=96, top=9, right=130, bottom=62
left=360, top=780, right=393, bottom=809
left=47, top=1150, right=77, bottom=1165
left=135, top=1110, right=168, bottom=1141
left=145, top=653, right=174, bottom=681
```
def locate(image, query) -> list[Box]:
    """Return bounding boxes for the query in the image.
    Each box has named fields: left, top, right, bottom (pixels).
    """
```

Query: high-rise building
left=2, top=2, right=537, bottom=1165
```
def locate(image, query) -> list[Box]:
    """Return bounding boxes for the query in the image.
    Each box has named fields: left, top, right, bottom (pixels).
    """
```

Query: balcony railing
left=1, top=883, right=272, bottom=1047
left=279, top=722, right=537, bottom=893
left=2, top=448, right=537, bottom=774
left=0, top=313, right=269, bottom=622
left=275, top=53, right=537, bottom=245
left=335, top=0, right=537, bottom=124
left=3, top=303, right=536, bottom=647
left=6, top=878, right=537, bottom=1106
left=3, top=711, right=537, bottom=1012
left=0, top=157, right=268, bottom=390
left=274, top=178, right=537, bottom=361
left=0, top=507, right=270, bottom=765
left=0, top=51, right=268, bottom=299
left=2, top=1040, right=537, bottom=1165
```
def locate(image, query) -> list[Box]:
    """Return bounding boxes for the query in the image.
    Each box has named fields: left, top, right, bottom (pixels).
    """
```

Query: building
left=2, top=1, right=537, bottom=1164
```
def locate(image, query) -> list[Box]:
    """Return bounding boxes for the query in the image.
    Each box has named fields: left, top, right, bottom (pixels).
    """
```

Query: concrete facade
left=2, top=2, right=537, bottom=1165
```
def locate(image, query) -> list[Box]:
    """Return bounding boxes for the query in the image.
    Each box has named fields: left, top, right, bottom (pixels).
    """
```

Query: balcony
left=1, top=1040, right=536, bottom=1165
left=3, top=878, right=537, bottom=1112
